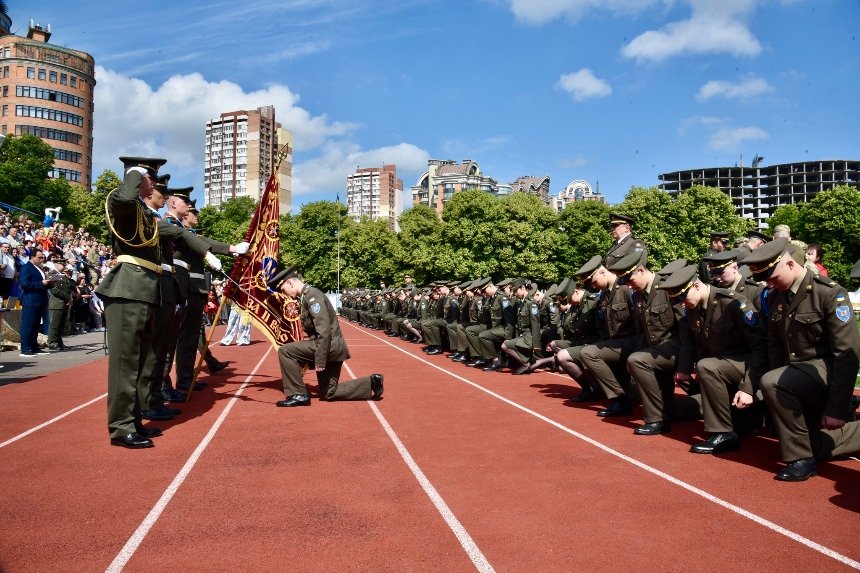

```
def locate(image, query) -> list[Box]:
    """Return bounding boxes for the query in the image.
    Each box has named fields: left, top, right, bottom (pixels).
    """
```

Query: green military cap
left=544, top=283, right=558, bottom=298
left=850, top=259, right=860, bottom=280
left=155, top=174, right=171, bottom=194
left=496, top=277, right=512, bottom=287
left=474, top=277, right=492, bottom=290
left=267, top=265, right=301, bottom=290
left=527, top=283, right=538, bottom=298
left=609, top=212, right=634, bottom=227
left=656, top=258, right=687, bottom=277
left=709, top=231, right=730, bottom=243
left=742, top=237, right=790, bottom=280
left=607, top=250, right=648, bottom=278
left=556, top=277, right=570, bottom=297
left=448, top=280, right=462, bottom=287
left=119, top=156, right=166, bottom=176
left=458, top=279, right=473, bottom=289
left=170, top=187, right=194, bottom=203
left=703, top=249, right=740, bottom=269
left=747, top=229, right=771, bottom=243
left=574, top=255, right=603, bottom=281
left=656, top=264, right=699, bottom=298
left=510, top=278, right=526, bottom=291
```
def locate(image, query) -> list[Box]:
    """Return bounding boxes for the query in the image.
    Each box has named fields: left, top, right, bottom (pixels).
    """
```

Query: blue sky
left=12, top=0, right=860, bottom=212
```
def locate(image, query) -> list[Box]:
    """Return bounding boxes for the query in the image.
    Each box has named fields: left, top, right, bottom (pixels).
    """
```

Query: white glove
left=204, top=251, right=222, bottom=271
left=233, top=241, right=250, bottom=255
left=125, top=166, right=149, bottom=176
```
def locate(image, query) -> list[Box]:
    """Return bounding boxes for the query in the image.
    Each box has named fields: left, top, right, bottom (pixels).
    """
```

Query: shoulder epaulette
left=714, top=287, right=737, bottom=299
left=813, top=275, right=837, bottom=288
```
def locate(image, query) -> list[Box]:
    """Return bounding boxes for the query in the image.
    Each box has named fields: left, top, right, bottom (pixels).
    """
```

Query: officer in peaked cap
left=605, top=213, right=647, bottom=269
left=656, top=258, right=688, bottom=285
left=736, top=229, right=770, bottom=261
left=658, top=264, right=767, bottom=455
left=744, top=237, right=860, bottom=481
left=700, top=232, right=730, bottom=284
left=98, top=156, right=168, bottom=449
left=502, top=278, right=542, bottom=374
left=702, top=248, right=764, bottom=309
left=268, top=266, right=384, bottom=407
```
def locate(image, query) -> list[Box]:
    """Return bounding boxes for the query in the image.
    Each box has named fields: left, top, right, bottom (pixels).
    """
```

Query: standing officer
left=658, top=264, right=767, bottom=453
left=269, top=266, right=383, bottom=406
left=97, top=157, right=166, bottom=449
left=745, top=238, right=860, bottom=481
left=604, top=213, right=646, bottom=268
left=46, top=259, right=74, bottom=351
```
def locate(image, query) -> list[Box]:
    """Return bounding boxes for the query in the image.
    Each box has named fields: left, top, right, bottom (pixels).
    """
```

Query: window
left=38, top=68, right=45, bottom=80
left=1, top=125, right=5, bottom=134
left=70, top=76, right=77, bottom=88
left=15, top=105, right=84, bottom=126
left=1, top=105, right=6, bottom=116
left=15, top=124, right=82, bottom=144
left=49, top=71, right=57, bottom=83
left=16, top=85, right=84, bottom=107
left=1, top=86, right=6, bottom=97
left=60, top=73, right=67, bottom=85
left=27, top=67, right=34, bottom=78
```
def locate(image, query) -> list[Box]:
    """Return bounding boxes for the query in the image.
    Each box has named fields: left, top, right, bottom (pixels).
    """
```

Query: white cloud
left=92, top=67, right=430, bottom=206
left=677, top=115, right=724, bottom=135
left=696, top=76, right=774, bottom=101
left=506, top=0, right=661, bottom=25
left=621, top=0, right=762, bottom=62
left=556, top=68, right=612, bottom=101
left=708, top=126, right=768, bottom=151
left=292, top=142, right=430, bottom=196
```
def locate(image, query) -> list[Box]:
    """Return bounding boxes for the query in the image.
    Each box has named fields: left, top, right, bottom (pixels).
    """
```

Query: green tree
left=767, top=204, right=804, bottom=238
left=557, top=200, right=612, bottom=277
left=339, top=218, right=397, bottom=288
left=793, top=185, right=860, bottom=284
left=394, top=204, right=442, bottom=284
left=281, top=201, right=346, bottom=290
left=0, top=134, right=55, bottom=208
left=439, top=190, right=503, bottom=280
left=674, top=184, right=752, bottom=262
left=620, top=186, right=684, bottom=268
left=493, top=192, right=561, bottom=284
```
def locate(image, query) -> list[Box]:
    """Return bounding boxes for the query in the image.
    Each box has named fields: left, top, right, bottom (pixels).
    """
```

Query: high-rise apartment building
left=658, top=159, right=860, bottom=228
left=0, top=12, right=96, bottom=188
left=346, top=164, right=403, bottom=231
left=203, top=105, right=292, bottom=214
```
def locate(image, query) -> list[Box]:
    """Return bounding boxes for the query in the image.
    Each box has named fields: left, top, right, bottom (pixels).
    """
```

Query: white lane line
left=343, top=321, right=860, bottom=571
left=105, top=347, right=272, bottom=573
left=0, top=393, right=107, bottom=449
left=344, top=363, right=495, bottom=573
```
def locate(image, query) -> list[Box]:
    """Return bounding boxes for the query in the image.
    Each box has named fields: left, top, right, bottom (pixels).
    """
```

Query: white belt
left=189, top=272, right=205, bottom=280
left=173, top=259, right=189, bottom=269
left=161, top=263, right=174, bottom=272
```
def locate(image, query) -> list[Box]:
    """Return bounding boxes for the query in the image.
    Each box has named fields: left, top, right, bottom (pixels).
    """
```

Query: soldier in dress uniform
left=46, top=259, right=74, bottom=351
left=609, top=252, right=695, bottom=435
left=658, top=264, right=768, bottom=453
left=552, top=280, right=604, bottom=399
left=97, top=157, right=167, bottom=449
left=744, top=238, right=860, bottom=481
left=604, top=213, right=647, bottom=268
left=736, top=229, right=770, bottom=261
left=478, top=278, right=515, bottom=371
left=269, top=266, right=383, bottom=407
left=421, top=282, right=450, bottom=355
left=501, top=279, right=542, bottom=375
left=464, top=278, right=493, bottom=367
left=702, top=249, right=764, bottom=310
left=577, top=255, right=640, bottom=417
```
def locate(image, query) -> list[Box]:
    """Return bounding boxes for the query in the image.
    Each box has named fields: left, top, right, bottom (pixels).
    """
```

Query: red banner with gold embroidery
left=223, top=148, right=302, bottom=346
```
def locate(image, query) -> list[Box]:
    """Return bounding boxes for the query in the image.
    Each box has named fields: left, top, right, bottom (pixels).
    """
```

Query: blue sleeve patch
left=835, top=293, right=846, bottom=302
left=743, top=309, right=758, bottom=327
left=502, top=300, right=509, bottom=308
left=550, top=304, right=557, bottom=313
left=310, top=302, right=321, bottom=315
left=835, top=305, right=852, bottom=322
left=530, top=305, right=538, bottom=316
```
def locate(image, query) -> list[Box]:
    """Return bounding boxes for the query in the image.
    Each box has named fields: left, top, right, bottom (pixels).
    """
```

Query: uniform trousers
left=697, top=356, right=745, bottom=433
left=104, top=297, right=157, bottom=438
left=628, top=340, right=680, bottom=423
left=278, top=340, right=372, bottom=400
left=447, top=322, right=463, bottom=352
left=580, top=336, right=639, bottom=399
left=760, top=360, right=860, bottom=462
left=479, top=326, right=507, bottom=360
left=47, top=305, right=68, bottom=348
left=423, top=318, right=448, bottom=346
left=503, top=334, right=537, bottom=365
left=465, top=324, right=488, bottom=358
left=142, top=302, right=180, bottom=410
left=176, top=292, right=206, bottom=385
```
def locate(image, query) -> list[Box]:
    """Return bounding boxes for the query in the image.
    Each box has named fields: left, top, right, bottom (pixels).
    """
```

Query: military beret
left=656, top=264, right=699, bottom=297
left=709, top=231, right=730, bottom=242
left=656, top=258, right=688, bottom=277
left=851, top=259, right=860, bottom=280
left=747, top=229, right=771, bottom=243
left=544, top=283, right=558, bottom=298
left=267, top=265, right=301, bottom=290
left=609, top=212, right=634, bottom=227
left=574, top=255, right=604, bottom=281
left=169, top=187, right=194, bottom=204
left=703, top=249, right=740, bottom=269
left=607, top=250, right=647, bottom=278
left=511, top=278, right=526, bottom=291
left=742, top=237, right=790, bottom=279
left=119, top=156, right=166, bottom=176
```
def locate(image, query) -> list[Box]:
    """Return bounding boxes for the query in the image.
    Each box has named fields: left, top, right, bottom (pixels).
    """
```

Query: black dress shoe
left=452, top=354, right=469, bottom=363
left=136, top=426, right=163, bottom=438
left=775, top=457, right=817, bottom=482
left=162, top=405, right=182, bottom=416
left=426, top=347, right=443, bottom=355
left=162, top=388, right=188, bottom=402
left=572, top=386, right=600, bottom=403
left=141, top=409, right=174, bottom=421
left=110, top=433, right=154, bottom=449
left=690, top=432, right=740, bottom=454
left=512, top=364, right=532, bottom=375
left=371, top=373, right=384, bottom=399
left=207, top=360, right=229, bottom=373
left=449, top=352, right=463, bottom=360
left=597, top=397, right=632, bottom=417
left=634, top=421, right=671, bottom=435
left=482, top=359, right=504, bottom=372
left=465, top=358, right=485, bottom=367
left=276, top=394, right=311, bottom=407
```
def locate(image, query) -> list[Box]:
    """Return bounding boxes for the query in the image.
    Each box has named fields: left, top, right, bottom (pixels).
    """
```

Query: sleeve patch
left=743, top=309, right=758, bottom=327
left=835, top=305, right=852, bottom=322
left=310, top=302, right=321, bottom=315
left=530, top=305, right=538, bottom=316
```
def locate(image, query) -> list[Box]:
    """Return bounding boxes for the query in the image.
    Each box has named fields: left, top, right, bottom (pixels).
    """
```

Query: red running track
left=0, top=319, right=858, bottom=572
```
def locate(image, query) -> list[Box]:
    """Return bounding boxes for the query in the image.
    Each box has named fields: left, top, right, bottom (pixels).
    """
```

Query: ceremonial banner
left=223, top=148, right=302, bottom=346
